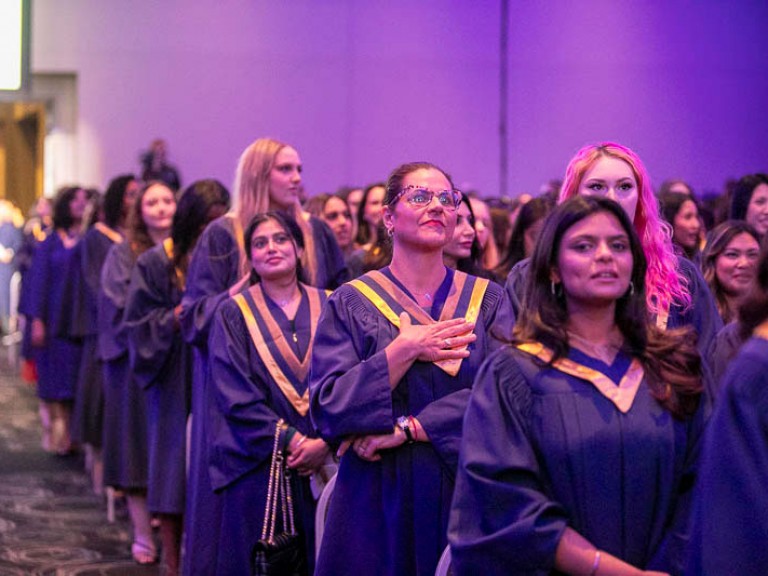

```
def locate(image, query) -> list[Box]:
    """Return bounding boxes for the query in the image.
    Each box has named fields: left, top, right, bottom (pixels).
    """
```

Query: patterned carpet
left=0, top=348, right=160, bottom=575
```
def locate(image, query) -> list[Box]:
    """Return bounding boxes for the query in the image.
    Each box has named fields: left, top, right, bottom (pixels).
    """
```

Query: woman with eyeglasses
left=310, top=161, right=513, bottom=576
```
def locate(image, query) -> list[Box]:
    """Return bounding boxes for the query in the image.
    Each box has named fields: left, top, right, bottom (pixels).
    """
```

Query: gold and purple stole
left=162, top=238, right=186, bottom=291
left=348, top=269, right=489, bottom=377
left=232, top=283, right=328, bottom=416
left=516, top=341, right=645, bottom=413
left=755, top=320, right=768, bottom=341
left=94, top=222, right=124, bottom=245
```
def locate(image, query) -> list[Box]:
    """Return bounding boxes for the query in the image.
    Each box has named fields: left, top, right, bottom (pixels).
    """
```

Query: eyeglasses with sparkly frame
left=391, top=185, right=463, bottom=210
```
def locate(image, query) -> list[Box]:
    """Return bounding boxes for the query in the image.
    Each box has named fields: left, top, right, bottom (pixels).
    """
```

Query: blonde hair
left=232, top=137, right=317, bottom=283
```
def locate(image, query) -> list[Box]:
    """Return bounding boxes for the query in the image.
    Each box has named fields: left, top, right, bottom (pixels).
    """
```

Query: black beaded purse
left=251, top=419, right=306, bottom=576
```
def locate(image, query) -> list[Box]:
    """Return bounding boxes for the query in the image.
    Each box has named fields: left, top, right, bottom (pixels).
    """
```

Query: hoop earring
left=551, top=281, right=561, bottom=297
left=627, top=281, right=635, bottom=297
left=386, top=227, right=394, bottom=238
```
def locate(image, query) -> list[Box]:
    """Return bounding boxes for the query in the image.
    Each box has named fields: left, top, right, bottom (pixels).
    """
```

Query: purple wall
left=31, top=1, right=767, bottom=198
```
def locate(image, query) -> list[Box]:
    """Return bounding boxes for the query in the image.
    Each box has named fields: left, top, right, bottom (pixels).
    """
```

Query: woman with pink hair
left=505, top=142, right=721, bottom=354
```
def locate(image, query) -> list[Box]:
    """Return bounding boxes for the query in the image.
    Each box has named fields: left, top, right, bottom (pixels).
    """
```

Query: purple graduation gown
left=449, top=345, right=707, bottom=576
left=309, top=267, right=512, bottom=576
left=181, top=213, right=345, bottom=576
left=98, top=241, right=148, bottom=489
left=686, top=333, right=768, bottom=575
left=25, top=231, right=82, bottom=401
left=208, top=285, right=329, bottom=575
left=124, top=242, right=190, bottom=514
left=69, top=225, right=120, bottom=446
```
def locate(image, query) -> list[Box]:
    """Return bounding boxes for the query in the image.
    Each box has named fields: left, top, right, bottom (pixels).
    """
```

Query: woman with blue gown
left=180, top=137, right=347, bottom=576
left=99, top=181, right=177, bottom=565
left=309, top=162, right=512, bottom=576
left=69, top=174, right=138, bottom=492
left=26, top=186, right=88, bottom=454
left=686, top=244, right=768, bottom=575
left=207, top=211, right=331, bottom=574
left=504, top=143, right=721, bottom=356
left=450, top=196, right=707, bottom=576
left=124, top=179, right=229, bottom=576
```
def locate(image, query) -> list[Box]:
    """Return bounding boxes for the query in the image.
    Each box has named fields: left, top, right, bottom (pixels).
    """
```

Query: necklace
left=273, top=290, right=300, bottom=308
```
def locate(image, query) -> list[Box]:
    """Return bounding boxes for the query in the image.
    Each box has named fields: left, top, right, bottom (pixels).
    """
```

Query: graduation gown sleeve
left=449, top=347, right=568, bottom=576
left=179, top=217, right=241, bottom=347
left=309, top=216, right=349, bottom=289
left=98, top=242, right=134, bottom=362
left=124, top=245, right=180, bottom=389
left=686, top=336, right=768, bottom=575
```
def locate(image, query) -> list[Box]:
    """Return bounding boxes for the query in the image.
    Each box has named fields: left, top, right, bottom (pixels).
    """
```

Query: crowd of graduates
left=7, top=138, right=768, bottom=575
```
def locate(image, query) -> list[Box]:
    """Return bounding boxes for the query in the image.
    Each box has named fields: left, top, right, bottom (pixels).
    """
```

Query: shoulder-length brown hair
left=515, top=195, right=702, bottom=418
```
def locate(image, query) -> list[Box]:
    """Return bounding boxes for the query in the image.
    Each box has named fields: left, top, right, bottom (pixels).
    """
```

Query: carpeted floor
left=0, top=347, right=160, bottom=575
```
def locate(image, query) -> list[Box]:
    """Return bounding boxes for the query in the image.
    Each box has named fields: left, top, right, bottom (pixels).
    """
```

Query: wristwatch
left=396, top=416, right=414, bottom=444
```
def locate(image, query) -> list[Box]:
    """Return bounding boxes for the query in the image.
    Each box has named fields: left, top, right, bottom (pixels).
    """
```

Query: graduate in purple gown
left=124, top=179, right=229, bottom=576
left=99, top=181, right=177, bottom=566
left=450, top=196, right=707, bottom=576
left=686, top=245, right=768, bottom=575
left=69, top=174, right=138, bottom=493
left=26, top=186, right=89, bottom=454
left=208, top=212, right=332, bottom=575
left=310, top=162, right=512, bottom=576
left=180, top=137, right=347, bottom=576
left=504, top=143, right=722, bottom=356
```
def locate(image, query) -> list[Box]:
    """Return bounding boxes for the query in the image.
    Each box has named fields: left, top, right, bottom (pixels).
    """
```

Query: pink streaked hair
left=559, top=142, right=691, bottom=315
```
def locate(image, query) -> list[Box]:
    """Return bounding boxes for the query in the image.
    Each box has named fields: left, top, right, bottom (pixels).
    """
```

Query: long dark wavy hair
left=739, top=238, right=768, bottom=339
left=244, top=211, right=307, bottom=285
left=103, top=174, right=136, bottom=229
left=171, top=179, right=230, bottom=283
left=52, top=186, right=85, bottom=231
left=515, top=195, right=702, bottom=418
left=493, top=195, right=554, bottom=280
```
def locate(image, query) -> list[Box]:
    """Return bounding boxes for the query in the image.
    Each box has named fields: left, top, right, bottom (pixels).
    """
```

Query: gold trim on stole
left=754, top=319, right=768, bottom=341
left=349, top=270, right=488, bottom=377
left=162, top=238, right=186, bottom=291
left=516, top=342, right=644, bottom=414
left=94, top=222, right=123, bottom=244
left=232, top=284, right=323, bottom=416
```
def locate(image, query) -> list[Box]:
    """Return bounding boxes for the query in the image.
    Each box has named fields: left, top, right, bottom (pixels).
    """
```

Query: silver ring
left=444, top=338, right=451, bottom=348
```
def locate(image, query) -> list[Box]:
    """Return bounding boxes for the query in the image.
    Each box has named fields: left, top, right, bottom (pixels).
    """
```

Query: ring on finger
left=444, top=337, right=451, bottom=348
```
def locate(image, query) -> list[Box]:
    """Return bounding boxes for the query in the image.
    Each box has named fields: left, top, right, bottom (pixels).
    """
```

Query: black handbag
left=251, top=419, right=307, bottom=576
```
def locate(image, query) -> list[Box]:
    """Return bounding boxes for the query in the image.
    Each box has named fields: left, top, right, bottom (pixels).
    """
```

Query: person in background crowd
left=730, top=173, right=768, bottom=238
left=468, top=196, right=500, bottom=271
left=26, top=186, right=89, bottom=455
left=687, top=242, right=768, bottom=576
left=493, top=195, right=554, bottom=281
left=100, top=181, right=177, bottom=565
left=451, top=196, right=706, bottom=576
left=701, top=221, right=762, bottom=391
left=354, top=183, right=386, bottom=251
left=304, top=193, right=363, bottom=277
left=310, top=161, right=512, bottom=576
left=124, top=179, right=229, bottom=576
left=181, top=137, right=346, bottom=575
left=69, top=174, right=139, bottom=494
left=337, top=185, right=363, bottom=227
left=140, top=138, right=181, bottom=191
left=659, top=190, right=703, bottom=263
left=442, top=195, right=486, bottom=278
left=505, top=142, right=722, bottom=356
left=658, top=178, right=694, bottom=198
left=0, top=199, right=24, bottom=335
left=208, top=212, right=331, bottom=575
